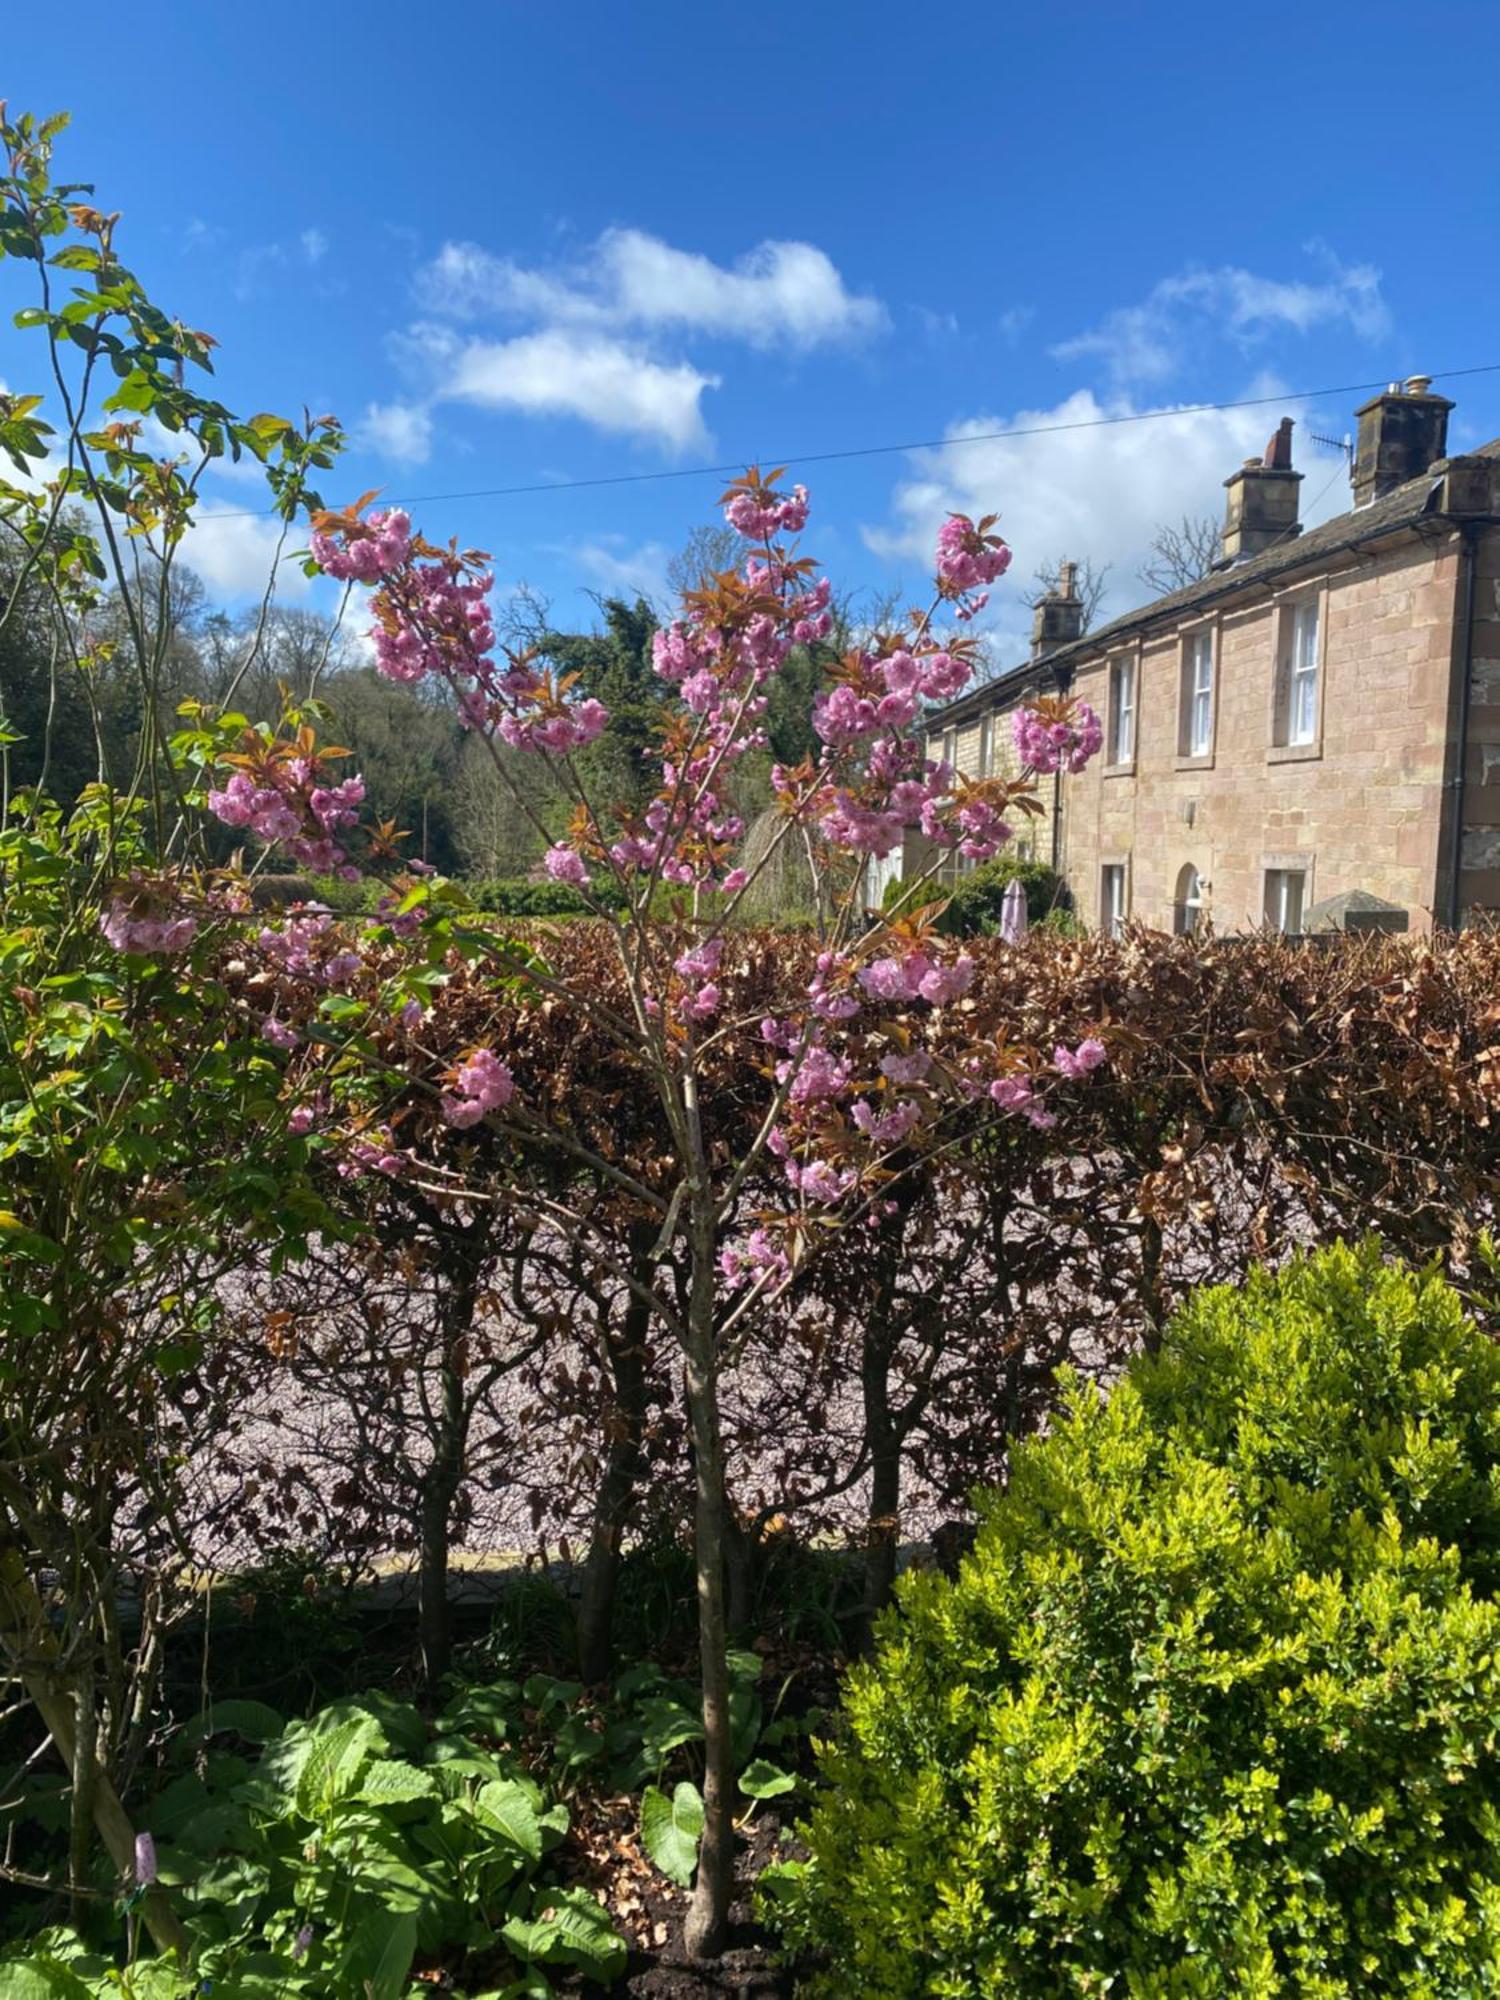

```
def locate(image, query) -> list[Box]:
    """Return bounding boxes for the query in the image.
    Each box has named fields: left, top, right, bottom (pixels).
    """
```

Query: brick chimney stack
left=1351, top=376, right=1454, bottom=506
left=1218, top=417, right=1302, bottom=564
left=1030, top=559, right=1086, bottom=660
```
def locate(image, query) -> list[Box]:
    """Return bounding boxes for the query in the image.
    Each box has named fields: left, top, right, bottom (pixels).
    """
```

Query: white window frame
left=1182, top=627, right=1215, bottom=758
left=1101, top=861, right=1129, bottom=939
left=1273, top=594, right=1323, bottom=751
left=978, top=712, right=994, bottom=779
left=1108, top=655, right=1136, bottom=766
left=1263, top=866, right=1307, bottom=934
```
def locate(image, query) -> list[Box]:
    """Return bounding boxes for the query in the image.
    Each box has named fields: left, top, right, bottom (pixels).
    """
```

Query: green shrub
left=2, top=1682, right=625, bottom=1995
left=882, top=855, right=1070, bottom=938
left=471, top=875, right=625, bottom=918
left=770, top=1244, right=1500, bottom=1997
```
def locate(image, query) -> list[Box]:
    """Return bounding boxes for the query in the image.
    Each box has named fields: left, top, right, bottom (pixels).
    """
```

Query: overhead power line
left=201, top=362, right=1500, bottom=521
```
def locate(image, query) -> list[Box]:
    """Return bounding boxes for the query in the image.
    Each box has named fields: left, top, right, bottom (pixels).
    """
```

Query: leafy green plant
left=771, top=1243, right=1500, bottom=1997
left=507, top=1652, right=809, bottom=1894
left=1, top=1684, right=626, bottom=1997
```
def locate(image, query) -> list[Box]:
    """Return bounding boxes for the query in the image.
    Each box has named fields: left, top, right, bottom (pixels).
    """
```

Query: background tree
left=1022, top=554, right=1111, bottom=633
left=1138, top=513, right=1221, bottom=595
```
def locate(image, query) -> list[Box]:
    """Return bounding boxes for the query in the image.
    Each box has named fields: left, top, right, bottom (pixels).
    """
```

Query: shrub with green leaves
left=770, top=1244, right=1500, bottom=1997
left=3, top=1685, right=625, bottom=1998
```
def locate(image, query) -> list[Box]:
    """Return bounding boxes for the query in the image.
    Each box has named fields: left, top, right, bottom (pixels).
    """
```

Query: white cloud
left=353, top=399, right=433, bottom=465
left=568, top=536, right=673, bottom=604
left=867, top=382, right=1352, bottom=650
left=442, top=329, right=718, bottom=453
left=182, top=503, right=312, bottom=602
left=419, top=227, right=886, bottom=350
left=301, top=228, right=329, bottom=265
left=1054, top=249, right=1390, bottom=387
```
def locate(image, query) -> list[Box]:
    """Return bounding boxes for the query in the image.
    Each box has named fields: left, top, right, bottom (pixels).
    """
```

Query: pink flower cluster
left=935, top=514, right=1013, bottom=603
left=99, top=885, right=197, bottom=955
left=726, top=483, right=809, bottom=540
left=310, top=507, right=412, bottom=584
left=339, top=1125, right=406, bottom=1177
left=1054, top=1037, right=1107, bottom=1079
left=441, top=1047, right=515, bottom=1129
left=989, top=1072, right=1055, bottom=1131
left=1013, top=702, right=1104, bottom=776
left=857, top=951, right=974, bottom=1008
left=544, top=844, right=590, bottom=888
left=719, top=1227, right=792, bottom=1293
left=208, top=766, right=366, bottom=877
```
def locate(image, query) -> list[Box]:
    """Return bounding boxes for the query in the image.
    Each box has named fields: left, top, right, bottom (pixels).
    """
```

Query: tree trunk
left=1139, top=1213, right=1166, bottom=1355
left=859, top=1346, right=901, bottom=1649
left=577, top=1234, right=653, bottom=1683
left=681, top=1242, right=735, bottom=1960
left=0, top=1546, right=191, bottom=1960
left=418, top=1357, right=464, bottom=1686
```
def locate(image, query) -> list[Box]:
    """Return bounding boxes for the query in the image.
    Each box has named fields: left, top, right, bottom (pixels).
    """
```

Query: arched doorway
left=1174, top=864, right=1203, bottom=935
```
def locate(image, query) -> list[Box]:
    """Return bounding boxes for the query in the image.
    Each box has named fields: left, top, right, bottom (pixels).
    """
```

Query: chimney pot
left=1219, top=418, right=1302, bottom=564
left=1352, top=377, right=1454, bottom=505
left=1030, top=559, right=1087, bottom=660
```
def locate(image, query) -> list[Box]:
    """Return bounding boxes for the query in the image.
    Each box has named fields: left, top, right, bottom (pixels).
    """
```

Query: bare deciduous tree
left=1023, top=556, right=1111, bottom=634
left=1138, top=514, right=1221, bottom=596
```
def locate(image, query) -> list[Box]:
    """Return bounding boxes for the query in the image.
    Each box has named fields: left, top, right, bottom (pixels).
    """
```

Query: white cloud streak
left=1054, top=249, right=1390, bottom=387
left=441, top=329, right=719, bottom=453
left=420, top=227, right=887, bottom=351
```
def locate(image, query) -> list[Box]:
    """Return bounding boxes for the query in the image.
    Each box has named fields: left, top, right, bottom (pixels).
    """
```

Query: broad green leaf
left=352, top=1758, right=437, bottom=1807
left=293, top=1713, right=380, bottom=1819
left=738, top=1757, right=796, bottom=1800
left=475, top=1777, right=542, bottom=1860
left=640, top=1780, right=703, bottom=1888
left=502, top=1887, right=626, bottom=1980
left=181, top=1697, right=285, bottom=1748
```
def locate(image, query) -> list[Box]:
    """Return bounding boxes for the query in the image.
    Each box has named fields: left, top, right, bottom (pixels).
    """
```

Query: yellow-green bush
left=770, top=1244, right=1500, bottom=1996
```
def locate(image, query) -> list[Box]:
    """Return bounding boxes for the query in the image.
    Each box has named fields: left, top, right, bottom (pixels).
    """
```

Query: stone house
left=920, top=381, right=1500, bottom=934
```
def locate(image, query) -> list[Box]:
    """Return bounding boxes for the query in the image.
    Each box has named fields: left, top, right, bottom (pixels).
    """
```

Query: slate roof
left=929, top=438, right=1500, bottom=731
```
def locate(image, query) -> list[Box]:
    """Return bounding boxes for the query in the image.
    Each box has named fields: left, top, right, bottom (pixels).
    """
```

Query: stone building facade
left=921, top=382, right=1500, bottom=934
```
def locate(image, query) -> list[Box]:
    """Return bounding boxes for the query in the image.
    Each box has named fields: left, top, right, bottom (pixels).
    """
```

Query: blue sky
left=6, top=0, right=1500, bottom=663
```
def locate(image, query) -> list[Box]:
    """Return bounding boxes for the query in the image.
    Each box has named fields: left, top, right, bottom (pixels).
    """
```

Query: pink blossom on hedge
left=880, top=1050, right=931, bottom=1084
left=789, top=1157, right=857, bottom=1204
left=261, top=1015, right=299, bottom=1051
left=989, top=1072, right=1058, bottom=1131
left=340, top=1127, right=406, bottom=1177
left=544, top=845, right=590, bottom=888
left=441, top=1047, right=515, bottom=1128
left=287, top=1102, right=316, bottom=1136
left=780, top=1044, right=852, bottom=1104
left=719, top=1227, right=792, bottom=1292
left=807, top=952, right=860, bottom=1021
left=851, top=1097, right=922, bottom=1147
left=679, top=982, right=721, bottom=1022
left=1053, top=1037, right=1107, bottom=1078
left=917, top=955, right=974, bottom=1006
left=99, top=893, right=196, bottom=955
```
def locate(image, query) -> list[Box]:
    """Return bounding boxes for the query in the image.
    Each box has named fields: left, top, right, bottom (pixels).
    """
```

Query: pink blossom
left=442, top=1047, right=515, bottom=1128
left=935, top=514, right=1012, bottom=595
left=287, top=1102, right=316, bottom=1136
left=880, top=1050, right=931, bottom=1084
left=1013, top=702, right=1103, bottom=776
left=917, top=956, right=974, bottom=1007
left=1053, top=1037, right=1107, bottom=1079
left=851, top=1098, right=923, bottom=1147
left=544, top=845, right=590, bottom=888
left=790, top=1158, right=857, bottom=1205
left=99, top=887, right=197, bottom=956
left=720, top=1228, right=792, bottom=1293
left=261, top=1016, right=299, bottom=1051
left=780, top=1044, right=852, bottom=1104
